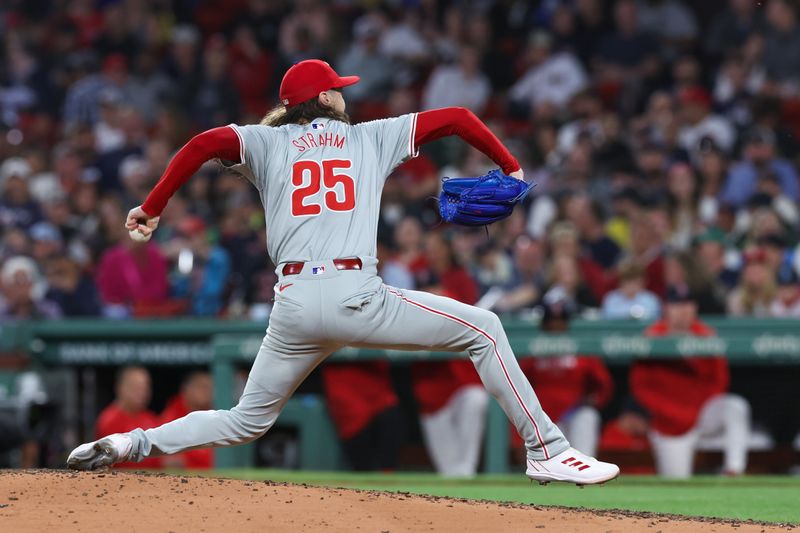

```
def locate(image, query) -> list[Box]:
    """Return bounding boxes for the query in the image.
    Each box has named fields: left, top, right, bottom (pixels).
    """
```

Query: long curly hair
left=259, top=96, right=350, bottom=127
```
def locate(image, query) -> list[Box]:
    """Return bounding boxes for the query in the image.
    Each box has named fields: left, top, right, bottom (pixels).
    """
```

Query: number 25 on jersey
left=291, top=159, right=356, bottom=217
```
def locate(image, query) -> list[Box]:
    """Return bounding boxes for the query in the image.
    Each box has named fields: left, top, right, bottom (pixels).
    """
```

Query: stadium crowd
left=1, top=0, right=800, bottom=476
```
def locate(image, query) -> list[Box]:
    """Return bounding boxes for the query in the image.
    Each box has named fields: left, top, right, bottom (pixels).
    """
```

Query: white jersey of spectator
left=510, top=52, right=588, bottom=110
left=678, top=114, right=735, bottom=158
left=422, top=65, right=491, bottom=114
left=379, top=22, right=430, bottom=61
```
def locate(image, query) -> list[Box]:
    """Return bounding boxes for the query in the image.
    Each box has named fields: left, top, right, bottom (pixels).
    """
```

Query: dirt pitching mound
left=0, top=470, right=791, bottom=532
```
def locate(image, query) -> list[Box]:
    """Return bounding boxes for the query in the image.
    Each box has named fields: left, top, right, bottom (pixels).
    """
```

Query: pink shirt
left=97, top=243, right=169, bottom=305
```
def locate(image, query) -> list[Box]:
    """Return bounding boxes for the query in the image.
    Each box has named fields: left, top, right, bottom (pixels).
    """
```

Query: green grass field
left=193, top=470, right=800, bottom=524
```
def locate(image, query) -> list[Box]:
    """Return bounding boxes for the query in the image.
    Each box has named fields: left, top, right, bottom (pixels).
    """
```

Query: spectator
left=594, top=0, right=660, bottom=85
left=422, top=45, right=491, bottom=114
left=676, top=86, right=735, bottom=161
left=625, top=211, right=667, bottom=298
left=159, top=371, right=214, bottom=469
left=706, top=0, right=765, bottom=60
left=638, top=0, right=699, bottom=56
left=564, top=194, right=622, bottom=270
left=0, top=158, right=40, bottom=230
left=168, top=216, right=231, bottom=317
left=632, top=286, right=750, bottom=478
left=761, top=0, right=800, bottom=92
left=96, top=233, right=170, bottom=318
left=727, top=248, right=777, bottom=316
left=602, top=260, right=661, bottom=320
left=44, top=255, right=101, bottom=317
left=337, top=16, right=395, bottom=105
left=322, top=361, right=403, bottom=472
left=95, top=366, right=162, bottom=469
left=412, top=231, right=487, bottom=477
left=544, top=254, right=598, bottom=311
left=229, top=25, right=275, bottom=118
left=551, top=222, right=612, bottom=301
left=0, top=256, right=61, bottom=320
left=517, top=299, right=613, bottom=457
left=492, top=236, right=545, bottom=313
left=555, top=90, right=605, bottom=159
left=721, top=128, right=799, bottom=208
left=664, top=251, right=726, bottom=315
left=62, top=53, right=137, bottom=128
left=692, top=227, right=739, bottom=290
left=770, top=269, right=800, bottom=318
left=665, top=163, right=701, bottom=250
left=190, top=35, right=239, bottom=130
left=28, top=222, right=63, bottom=264
left=509, top=31, right=588, bottom=113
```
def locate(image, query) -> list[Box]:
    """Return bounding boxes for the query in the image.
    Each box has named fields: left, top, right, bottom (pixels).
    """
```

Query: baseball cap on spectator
left=665, top=284, right=696, bottom=304
left=177, top=216, right=207, bottom=237
left=743, top=127, right=776, bottom=147
left=540, top=297, right=573, bottom=332
left=693, top=226, right=726, bottom=246
left=0, top=157, right=32, bottom=191
left=29, top=222, right=63, bottom=244
left=279, top=60, right=360, bottom=107
left=679, top=86, right=712, bottom=108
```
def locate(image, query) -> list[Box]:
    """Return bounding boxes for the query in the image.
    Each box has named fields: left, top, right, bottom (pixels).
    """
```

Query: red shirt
left=158, top=395, right=213, bottom=469
left=96, top=243, right=169, bottom=306
left=322, top=361, right=399, bottom=439
left=630, top=319, right=729, bottom=435
left=412, top=267, right=483, bottom=414
left=95, top=404, right=162, bottom=469
left=512, top=355, right=613, bottom=447
left=520, top=355, right=613, bottom=423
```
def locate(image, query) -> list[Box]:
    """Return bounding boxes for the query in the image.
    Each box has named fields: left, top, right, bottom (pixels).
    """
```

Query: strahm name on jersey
left=292, top=131, right=346, bottom=152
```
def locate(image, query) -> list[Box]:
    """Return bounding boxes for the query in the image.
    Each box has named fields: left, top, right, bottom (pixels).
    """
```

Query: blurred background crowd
left=1, top=0, right=800, bottom=475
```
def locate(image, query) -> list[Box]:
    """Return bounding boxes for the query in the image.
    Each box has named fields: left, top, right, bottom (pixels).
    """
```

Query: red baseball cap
left=279, top=60, right=360, bottom=107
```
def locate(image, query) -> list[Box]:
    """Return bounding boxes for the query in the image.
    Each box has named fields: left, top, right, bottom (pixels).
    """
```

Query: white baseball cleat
left=526, top=447, right=620, bottom=486
left=67, top=434, right=133, bottom=471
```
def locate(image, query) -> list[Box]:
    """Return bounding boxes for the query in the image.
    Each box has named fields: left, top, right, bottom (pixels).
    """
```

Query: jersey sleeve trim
left=409, top=112, right=419, bottom=159
left=228, top=124, right=246, bottom=164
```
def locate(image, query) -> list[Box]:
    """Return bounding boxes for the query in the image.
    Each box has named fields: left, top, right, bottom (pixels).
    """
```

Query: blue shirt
left=601, top=289, right=661, bottom=321
left=721, top=159, right=798, bottom=207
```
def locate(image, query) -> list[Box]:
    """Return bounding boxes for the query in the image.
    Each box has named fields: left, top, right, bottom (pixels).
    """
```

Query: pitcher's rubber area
left=0, top=470, right=792, bottom=532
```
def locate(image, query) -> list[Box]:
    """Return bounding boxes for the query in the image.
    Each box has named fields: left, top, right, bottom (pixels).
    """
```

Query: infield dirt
left=0, top=470, right=794, bottom=532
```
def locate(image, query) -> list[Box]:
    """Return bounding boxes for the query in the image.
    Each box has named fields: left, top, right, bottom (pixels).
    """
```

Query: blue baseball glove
left=438, top=169, right=535, bottom=226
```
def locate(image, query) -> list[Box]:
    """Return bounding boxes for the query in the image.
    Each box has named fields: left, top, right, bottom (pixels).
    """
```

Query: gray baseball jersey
left=229, top=115, right=418, bottom=265
left=124, top=115, right=569, bottom=466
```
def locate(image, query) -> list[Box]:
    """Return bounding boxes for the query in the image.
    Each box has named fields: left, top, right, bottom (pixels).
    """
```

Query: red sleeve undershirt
left=141, top=109, right=520, bottom=216
left=414, top=107, right=520, bottom=175
left=141, top=126, right=241, bottom=216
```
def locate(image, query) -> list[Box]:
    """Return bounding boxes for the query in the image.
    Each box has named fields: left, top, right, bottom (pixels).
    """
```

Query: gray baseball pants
left=128, top=258, right=569, bottom=463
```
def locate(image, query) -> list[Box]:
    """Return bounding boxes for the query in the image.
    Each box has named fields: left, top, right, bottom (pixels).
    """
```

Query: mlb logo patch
left=311, top=123, right=325, bottom=130
left=312, top=266, right=326, bottom=275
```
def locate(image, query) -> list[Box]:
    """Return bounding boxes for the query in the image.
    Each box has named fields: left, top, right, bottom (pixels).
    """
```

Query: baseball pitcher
left=68, top=60, right=619, bottom=484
